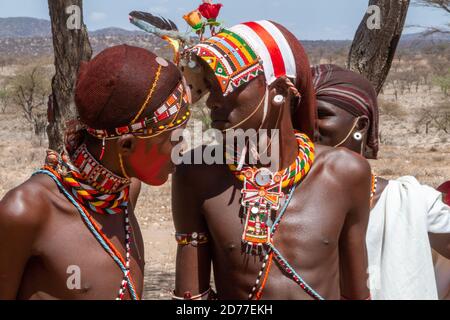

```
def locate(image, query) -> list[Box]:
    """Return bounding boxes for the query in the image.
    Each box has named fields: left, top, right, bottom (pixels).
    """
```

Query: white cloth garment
left=367, top=176, right=450, bottom=300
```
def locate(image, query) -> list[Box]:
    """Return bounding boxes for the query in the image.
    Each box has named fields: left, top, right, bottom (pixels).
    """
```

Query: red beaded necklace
left=228, top=132, right=315, bottom=256
left=45, top=147, right=130, bottom=215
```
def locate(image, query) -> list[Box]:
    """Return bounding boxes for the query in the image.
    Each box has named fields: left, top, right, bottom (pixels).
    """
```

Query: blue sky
left=0, top=0, right=448, bottom=40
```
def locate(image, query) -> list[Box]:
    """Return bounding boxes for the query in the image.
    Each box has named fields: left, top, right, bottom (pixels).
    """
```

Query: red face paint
left=127, top=141, right=173, bottom=186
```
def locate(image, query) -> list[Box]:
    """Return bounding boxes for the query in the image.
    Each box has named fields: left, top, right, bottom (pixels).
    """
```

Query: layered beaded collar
left=71, top=144, right=130, bottom=194
left=44, top=146, right=130, bottom=215
left=228, top=132, right=315, bottom=256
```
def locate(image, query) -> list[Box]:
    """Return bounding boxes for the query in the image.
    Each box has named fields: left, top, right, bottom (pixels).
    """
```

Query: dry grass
left=374, top=86, right=450, bottom=187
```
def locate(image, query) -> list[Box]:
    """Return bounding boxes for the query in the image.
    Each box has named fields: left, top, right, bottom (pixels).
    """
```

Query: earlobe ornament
left=273, top=94, right=285, bottom=105
left=353, top=132, right=363, bottom=141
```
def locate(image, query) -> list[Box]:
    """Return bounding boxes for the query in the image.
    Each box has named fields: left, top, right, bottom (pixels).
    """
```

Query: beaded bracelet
left=341, top=294, right=371, bottom=300
left=172, top=287, right=217, bottom=300
left=175, top=232, right=209, bottom=247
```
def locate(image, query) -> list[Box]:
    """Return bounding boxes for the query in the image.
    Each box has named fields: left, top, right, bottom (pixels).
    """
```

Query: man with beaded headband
left=0, top=45, right=190, bottom=300
left=172, top=21, right=372, bottom=300
left=312, top=64, right=450, bottom=300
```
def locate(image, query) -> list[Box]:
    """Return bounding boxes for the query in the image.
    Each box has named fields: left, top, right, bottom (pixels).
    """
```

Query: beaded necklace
left=34, top=148, right=140, bottom=300
left=45, top=147, right=130, bottom=215
left=228, top=132, right=315, bottom=256
left=35, top=167, right=139, bottom=300
left=248, top=185, right=324, bottom=301
left=117, top=209, right=133, bottom=300
left=248, top=171, right=378, bottom=301
left=227, top=131, right=323, bottom=300
left=71, top=144, right=131, bottom=194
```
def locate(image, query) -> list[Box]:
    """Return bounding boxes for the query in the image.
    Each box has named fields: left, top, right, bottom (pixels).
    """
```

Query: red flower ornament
left=198, top=2, right=223, bottom=22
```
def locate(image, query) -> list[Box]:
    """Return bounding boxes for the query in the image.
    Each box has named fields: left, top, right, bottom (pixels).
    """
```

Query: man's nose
left=206, top=94, right=222, bottom=111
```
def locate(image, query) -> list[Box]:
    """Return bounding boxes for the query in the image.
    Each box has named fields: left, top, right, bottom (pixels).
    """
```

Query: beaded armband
left=341, top=295, right=371, bottom=300
left=172, top=288, right=217, bottom=300
left=175, top=232, right=209, bottom=247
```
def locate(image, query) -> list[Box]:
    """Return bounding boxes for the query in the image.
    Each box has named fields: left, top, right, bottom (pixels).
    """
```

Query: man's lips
left=210, top=110, right=229, bottom=128
left=211, top=119, right=228, bottom=129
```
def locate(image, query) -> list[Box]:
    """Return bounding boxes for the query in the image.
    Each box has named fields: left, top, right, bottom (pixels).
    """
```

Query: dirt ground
left=0, top=81, right=449, bottom=299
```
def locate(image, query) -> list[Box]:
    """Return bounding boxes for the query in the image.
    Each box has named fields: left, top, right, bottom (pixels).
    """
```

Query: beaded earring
left=99, top=137, right=106, bottom=161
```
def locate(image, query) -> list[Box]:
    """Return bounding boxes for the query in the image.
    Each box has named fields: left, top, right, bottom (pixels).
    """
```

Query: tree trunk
left=347, top=0, right=410, bottom=94
left=47, top=0, right=92, bottom=152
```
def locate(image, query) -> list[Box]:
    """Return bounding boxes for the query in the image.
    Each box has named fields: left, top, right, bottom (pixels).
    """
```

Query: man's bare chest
left=24, top=199, right=144, bottom=300
left=200, top=179, right=346, bottom=264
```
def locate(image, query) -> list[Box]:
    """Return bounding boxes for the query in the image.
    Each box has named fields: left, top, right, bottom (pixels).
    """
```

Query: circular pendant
left=254, top=168, right=273, bottom=187
left=251, top=207, right=259, bottom=214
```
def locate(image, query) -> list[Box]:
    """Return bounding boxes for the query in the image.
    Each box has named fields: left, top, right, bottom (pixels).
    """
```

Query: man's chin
left=141, top=170, right=171, bottom=186
left=211, top=120, right=229, bottom=131
left=143, top=175, right=168, bottom=186
left=139, top=162, right=175, bottom=186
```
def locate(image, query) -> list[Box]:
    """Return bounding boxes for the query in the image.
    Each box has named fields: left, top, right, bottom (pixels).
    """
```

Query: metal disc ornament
left=254, top=168, right=273, bottom=187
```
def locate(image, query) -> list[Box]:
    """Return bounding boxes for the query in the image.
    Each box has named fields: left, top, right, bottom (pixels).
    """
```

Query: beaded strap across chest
left=34, top=168, right=139, bottom=300
left=33, top=148, right=140, bottom=300
left=228, top=132, right=324, bottom=300
left=249, top=185, right=325, bottom=300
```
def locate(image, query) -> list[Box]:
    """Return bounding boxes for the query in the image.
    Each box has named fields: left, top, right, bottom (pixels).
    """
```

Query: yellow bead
left=159, top=126, right=165, bottom=130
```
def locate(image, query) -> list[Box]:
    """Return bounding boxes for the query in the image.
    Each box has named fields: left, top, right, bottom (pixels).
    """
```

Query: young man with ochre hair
left=0, top=45, right=190, bottom=300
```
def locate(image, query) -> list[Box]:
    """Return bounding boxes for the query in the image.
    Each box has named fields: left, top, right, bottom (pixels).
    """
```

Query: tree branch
left=414, top=0, right=450, bottom=13
left=348, top=0, right=411, bottom=94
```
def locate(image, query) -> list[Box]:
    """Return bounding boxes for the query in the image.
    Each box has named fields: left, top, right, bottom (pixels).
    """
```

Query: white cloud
left=90, top=12, right=107, bottom=22
left=148, top=6, right=169, bottom=14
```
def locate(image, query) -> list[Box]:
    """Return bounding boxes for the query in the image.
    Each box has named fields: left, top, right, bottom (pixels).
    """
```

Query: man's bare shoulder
left=0, top=174, right=56, bottom=229
left=314, top=145, right=372, bottom=185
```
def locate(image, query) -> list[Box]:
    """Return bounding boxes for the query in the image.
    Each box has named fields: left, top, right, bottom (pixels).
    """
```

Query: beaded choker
left=71, top=144, right=131, bottom=194
left=44, top=148, right=130, bottom=215
left=35, top=168, right=139, bottom=300
left=228, top=132, right=315, bottom=255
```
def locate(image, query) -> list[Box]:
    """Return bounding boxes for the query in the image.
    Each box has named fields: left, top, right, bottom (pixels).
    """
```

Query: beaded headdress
left=187, top=20, right=298, bottom=96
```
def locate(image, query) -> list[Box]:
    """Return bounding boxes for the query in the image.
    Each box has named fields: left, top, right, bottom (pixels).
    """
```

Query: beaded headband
left=86, top=79, right=191, bottom=140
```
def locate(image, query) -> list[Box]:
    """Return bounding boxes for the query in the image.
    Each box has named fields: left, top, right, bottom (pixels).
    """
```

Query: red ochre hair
left=75, top=44, right=183, bottom=131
